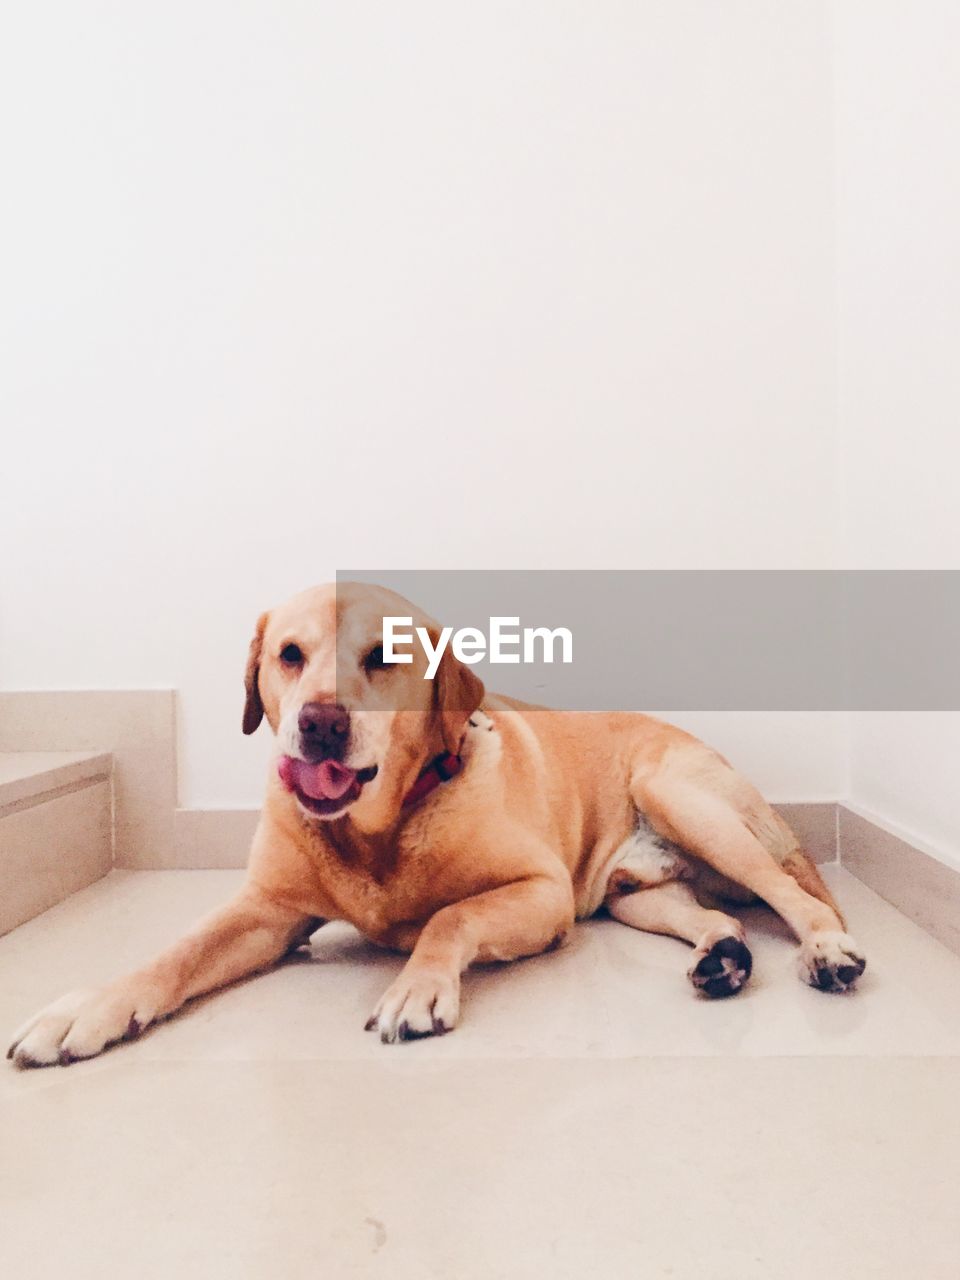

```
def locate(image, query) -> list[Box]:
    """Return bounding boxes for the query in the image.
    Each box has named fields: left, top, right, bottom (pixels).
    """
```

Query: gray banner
left=336, top=571, right=960, bottom=710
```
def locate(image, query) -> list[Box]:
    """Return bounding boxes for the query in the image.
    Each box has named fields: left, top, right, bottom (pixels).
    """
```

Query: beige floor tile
left=2, top=1058, right=958, bottom=1279
left=1, top=865, right=958, bottom=1277
left=3, top=867, right=960, bottom=1072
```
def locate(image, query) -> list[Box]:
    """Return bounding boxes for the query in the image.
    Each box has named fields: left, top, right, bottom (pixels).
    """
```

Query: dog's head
left=242, top=583, right=484, bottom=827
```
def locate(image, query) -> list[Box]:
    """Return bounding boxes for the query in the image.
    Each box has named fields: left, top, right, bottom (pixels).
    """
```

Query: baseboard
left=0, top=692, right=841, bottom=871
left=773, top=803, right=837, bottom=865
left=839, top=805, right=960, bottom=957
left=165, top=801, right=960, bottom=966
left=171, top=801, right=840, bottom=871
left=175, top=808, right=260, bottom=869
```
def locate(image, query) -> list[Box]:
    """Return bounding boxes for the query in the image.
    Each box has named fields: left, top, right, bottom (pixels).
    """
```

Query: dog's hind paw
left=689, top=934, right=753, bottom=999
left=798, top=931, right=866, bottom=992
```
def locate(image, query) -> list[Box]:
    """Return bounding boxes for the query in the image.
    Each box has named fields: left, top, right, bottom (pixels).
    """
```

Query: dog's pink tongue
left=278, top=757, right=356, bottom=801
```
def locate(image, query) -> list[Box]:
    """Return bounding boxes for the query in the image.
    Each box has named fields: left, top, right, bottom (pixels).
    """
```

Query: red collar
left=401, top=752, right=462, bottom=809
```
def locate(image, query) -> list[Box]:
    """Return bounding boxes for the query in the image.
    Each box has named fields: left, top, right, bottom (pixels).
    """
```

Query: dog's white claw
left=798, top=930, right=867, bottom=993
left=367, top=968, right=460, bottom=1044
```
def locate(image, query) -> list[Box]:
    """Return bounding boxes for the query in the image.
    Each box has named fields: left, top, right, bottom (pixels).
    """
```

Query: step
left=0, top=750, right=113, bottom=935
left=0, top=751, right=112, bottom=814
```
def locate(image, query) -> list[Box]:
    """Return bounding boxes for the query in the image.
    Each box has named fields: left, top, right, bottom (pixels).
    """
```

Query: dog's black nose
left=298, top=702, right=350, bottom=762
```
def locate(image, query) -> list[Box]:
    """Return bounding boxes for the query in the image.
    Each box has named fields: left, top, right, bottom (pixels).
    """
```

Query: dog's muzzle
left=298, top=702, right=350, bottom=763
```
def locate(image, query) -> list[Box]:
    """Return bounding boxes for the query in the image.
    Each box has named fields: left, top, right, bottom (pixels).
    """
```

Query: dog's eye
left=364, top=645, right=391, bottom=673
left=279, top=643, right=304, bottom=667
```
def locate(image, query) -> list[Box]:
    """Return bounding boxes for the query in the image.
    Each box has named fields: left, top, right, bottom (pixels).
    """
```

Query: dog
left=8, top=582, right=866, bottom=1066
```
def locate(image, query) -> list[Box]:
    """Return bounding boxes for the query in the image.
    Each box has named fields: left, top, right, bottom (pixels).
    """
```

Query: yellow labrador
left=9, top=583, right=865, bottom=1066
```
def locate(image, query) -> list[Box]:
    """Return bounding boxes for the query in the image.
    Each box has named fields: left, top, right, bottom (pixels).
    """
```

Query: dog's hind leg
left=633, top=754, right=866, bottom=993
left=606, top=878, right=753, bottom=998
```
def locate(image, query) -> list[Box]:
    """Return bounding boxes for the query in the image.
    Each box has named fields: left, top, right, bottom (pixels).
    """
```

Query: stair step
left=0, top=751, right=112, bottom=813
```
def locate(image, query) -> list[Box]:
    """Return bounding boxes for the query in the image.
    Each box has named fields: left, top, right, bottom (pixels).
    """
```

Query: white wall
left=833, top=1, right=960, bottom=862
left=2, top=3, right=842, bottom=807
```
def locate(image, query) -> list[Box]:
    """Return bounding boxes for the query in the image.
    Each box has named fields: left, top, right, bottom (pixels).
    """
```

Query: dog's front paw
left=8, top=987, right=153, bottom=1069
left=365, top=967, right=460, bottom=1044
left=799, top=931, right=867, bottom=993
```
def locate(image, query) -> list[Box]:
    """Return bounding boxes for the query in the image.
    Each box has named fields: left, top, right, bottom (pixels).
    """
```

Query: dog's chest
left=314, top=833, right=463, bottom=939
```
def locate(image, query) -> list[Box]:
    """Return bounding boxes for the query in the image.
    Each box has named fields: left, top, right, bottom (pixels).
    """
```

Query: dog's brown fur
left=8, top=583, right=865, bottom=1066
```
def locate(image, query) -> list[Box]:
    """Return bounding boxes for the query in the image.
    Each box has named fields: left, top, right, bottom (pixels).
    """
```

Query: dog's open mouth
left=277, top=756, right=378, bottom=817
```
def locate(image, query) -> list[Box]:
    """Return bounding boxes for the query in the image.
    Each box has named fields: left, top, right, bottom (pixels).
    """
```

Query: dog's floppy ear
left=433, top=645, right=485, bottom=755
left=242, top=612, right=269, bottom=735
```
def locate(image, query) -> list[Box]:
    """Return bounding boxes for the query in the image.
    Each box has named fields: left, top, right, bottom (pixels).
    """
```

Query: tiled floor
left=2, top=866, right=959, bottom=1277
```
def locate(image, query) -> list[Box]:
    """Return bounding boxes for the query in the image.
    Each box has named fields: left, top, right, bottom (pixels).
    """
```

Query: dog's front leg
left=8, top=887, right=321, bottom=1068
left=367, top=875, right=574, bottom=1043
